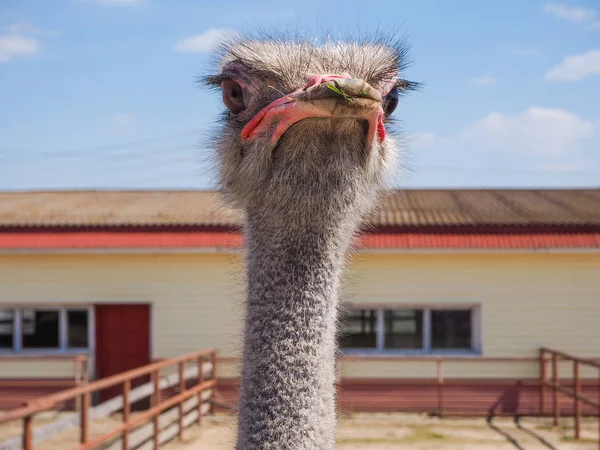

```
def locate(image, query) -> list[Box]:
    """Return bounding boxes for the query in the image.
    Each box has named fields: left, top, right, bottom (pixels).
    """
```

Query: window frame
left=0, top=305, right=94, bottom=355
left=339, top=303, right=481, bottom=357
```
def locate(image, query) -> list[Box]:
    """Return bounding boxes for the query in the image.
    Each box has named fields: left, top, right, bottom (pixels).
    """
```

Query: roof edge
left=0, top=187, right=598, bottom=195
left=1, top=224, right=600, bottom=234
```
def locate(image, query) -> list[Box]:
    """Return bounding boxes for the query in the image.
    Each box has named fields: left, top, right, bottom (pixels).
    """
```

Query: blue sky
left=1, top=0, right=599, bottom=191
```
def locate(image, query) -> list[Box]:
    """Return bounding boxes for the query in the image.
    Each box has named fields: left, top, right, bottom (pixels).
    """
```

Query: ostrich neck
left=235, top=205, right=359, bottom=450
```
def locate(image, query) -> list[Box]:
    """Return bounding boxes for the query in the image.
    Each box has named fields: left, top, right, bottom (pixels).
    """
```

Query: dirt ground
left=0, top=410, right=130, bottom=450
left=164, top=413, right=599, bottom=450
left=1, top=411, right=598, bottom=449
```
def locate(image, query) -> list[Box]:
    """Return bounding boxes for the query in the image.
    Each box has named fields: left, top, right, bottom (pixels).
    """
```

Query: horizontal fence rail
left=539, top=347, right=600, bottom=449
left=0, top=349, right=217, bottom=450
left=0, top=355, right=89, bottom=415
left=336, top=355, right=547, bottom=417
left=333, top=352, right=599, bottom=433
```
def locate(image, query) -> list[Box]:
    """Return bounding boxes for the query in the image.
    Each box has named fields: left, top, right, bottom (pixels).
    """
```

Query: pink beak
left=241, top=73, right=389, bottom=147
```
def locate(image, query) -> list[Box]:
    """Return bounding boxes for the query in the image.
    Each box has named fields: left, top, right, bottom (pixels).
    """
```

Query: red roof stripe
left=360, top=233, right=600, bottom=249
left=0, top=232, right=599, bottom=250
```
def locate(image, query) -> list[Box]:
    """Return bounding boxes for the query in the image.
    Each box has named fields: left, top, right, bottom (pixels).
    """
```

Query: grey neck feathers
left=235, top=204, right=362, bottom=450
left=230, top=116, right=389, bottom=449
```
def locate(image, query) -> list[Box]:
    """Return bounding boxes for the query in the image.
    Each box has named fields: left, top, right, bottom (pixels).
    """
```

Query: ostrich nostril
left=328, top=78, right=382, bottom=102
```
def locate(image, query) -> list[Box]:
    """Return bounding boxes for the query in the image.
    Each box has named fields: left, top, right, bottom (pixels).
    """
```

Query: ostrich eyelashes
left=382, top=86, right=399, bottom=116
left=221, top=80, right=246, bottom=114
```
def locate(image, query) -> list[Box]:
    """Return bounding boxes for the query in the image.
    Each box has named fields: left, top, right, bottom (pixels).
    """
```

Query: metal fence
left=0, top=349, right=217, bottom=450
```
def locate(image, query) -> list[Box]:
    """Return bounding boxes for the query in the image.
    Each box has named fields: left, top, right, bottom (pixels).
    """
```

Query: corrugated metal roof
left=0, top=188, right=598, bottom=228
left=0, top=190, right=242, bottom=228
left=370, top=188, right=600, bottom=227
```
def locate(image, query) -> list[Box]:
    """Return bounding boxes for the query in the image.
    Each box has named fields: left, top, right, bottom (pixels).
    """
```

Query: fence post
left=209, top=351, right=217, bottom=415
left=83, top=356, right=90, bottom=383
left=74, top=358, right=82, bottom=413
left=80, top=391, right=90, bottom=444
left=153, top=369, right=161, bottom=449
left=573, top=360, right=581, bottom=440
left=539, top=349, right=546, bottom=415
left=198, top=356, right=205, bottom=425
left=437, top=359, right=444, bottom=417
left=123, top=379, right=131, bottom=450
left=178, top=361, right=185, bottom=440
left=22, top=414, right=32, bottom=450
left=552, top=352, right=559, bottom=428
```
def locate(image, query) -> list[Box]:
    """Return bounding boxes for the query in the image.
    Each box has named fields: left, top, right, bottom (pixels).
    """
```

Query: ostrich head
left=204, top=34, right=417, bottom=225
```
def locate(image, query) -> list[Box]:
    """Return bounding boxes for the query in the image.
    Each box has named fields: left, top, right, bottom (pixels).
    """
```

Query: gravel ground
left=1, top=411, right=597, bottom=449
left=164, top=413, right=599, bottom=450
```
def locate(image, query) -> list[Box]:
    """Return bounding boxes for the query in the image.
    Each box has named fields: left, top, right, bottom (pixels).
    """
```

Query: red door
left=95, top=304, right=151, bottom=403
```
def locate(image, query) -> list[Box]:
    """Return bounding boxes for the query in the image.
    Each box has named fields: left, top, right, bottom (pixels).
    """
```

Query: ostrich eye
left=222, top=80, right=246, bottom=114
left=382, top=86, right=399, bottom=116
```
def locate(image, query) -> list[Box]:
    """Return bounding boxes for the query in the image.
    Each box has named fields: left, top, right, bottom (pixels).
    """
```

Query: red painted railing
left=0, top=349, right=217, bottom=450
left=539, top=348, right=600, bottom=448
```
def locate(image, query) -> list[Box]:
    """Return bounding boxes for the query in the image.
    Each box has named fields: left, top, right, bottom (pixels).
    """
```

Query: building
left=0, top=188, right=599, bottom=414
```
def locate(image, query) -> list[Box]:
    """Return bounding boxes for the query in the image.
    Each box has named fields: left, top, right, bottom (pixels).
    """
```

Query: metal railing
left=336, top=355, right=543, bottom=416
left=539, top=347, right=600, bottom=448
left=0, top=349, right=217, bottom=450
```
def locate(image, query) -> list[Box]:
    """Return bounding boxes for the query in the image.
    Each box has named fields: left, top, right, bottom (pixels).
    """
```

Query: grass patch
left=410, top=427, right=446, bottom=441
left=326, top=84, right=353, bottom=103
left=336, top=437, right=405, bottom=444
left=336, top=427, right=448, bottom=445
left=561, top=436, right=598, bottom=444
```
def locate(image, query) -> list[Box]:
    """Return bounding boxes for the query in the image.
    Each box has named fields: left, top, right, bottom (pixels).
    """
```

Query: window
left=431, top=310, right=472, bottom=350
left=384, top=309, right=423, bottom=350
left=67, top=310, right=89, bottom=349
left=0, top=307, right=91, bottom=353
left=0, top=309, right=14, bottom=349
left=339, top=309, right=377, bottom=349
left=22, top=309, right=60, bottom=349
left=339, top=306, right=479, bottom=355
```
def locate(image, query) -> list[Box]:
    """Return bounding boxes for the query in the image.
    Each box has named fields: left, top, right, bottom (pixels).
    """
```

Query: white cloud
left=0, top=35, right=38, bottom=63
left=471, top=75, right=495, bottom=86
left=77, top=0, right=142, bottom=6
left=113, top=113, right=137, bottom=134
left=174, top=28, right=235, bottom=54
left=460, top=107, right=596, bottom=156
left=544, top=3, right=596, bottom=22
left=0, top=23, right=43, bottom=63
left=544, top=49, right=600, bottom=81
left=543, top=3, right=600, bottom=28
left=6, top=22, right=49, bottom=36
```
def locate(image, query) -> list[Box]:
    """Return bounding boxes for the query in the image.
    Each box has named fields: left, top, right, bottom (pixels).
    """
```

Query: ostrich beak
left=297, top=77, right=382, bottom=104
left=241, top=75, right=386, bottom=146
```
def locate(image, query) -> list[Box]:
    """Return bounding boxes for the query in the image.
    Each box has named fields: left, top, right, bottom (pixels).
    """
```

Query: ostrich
left=203, top=33, right=417, bottom=449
